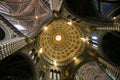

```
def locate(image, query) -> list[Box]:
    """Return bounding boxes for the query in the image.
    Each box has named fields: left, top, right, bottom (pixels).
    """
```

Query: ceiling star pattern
left=0, top=0, right=51, bottom=31
left=40, top=19, right=83, bottom=63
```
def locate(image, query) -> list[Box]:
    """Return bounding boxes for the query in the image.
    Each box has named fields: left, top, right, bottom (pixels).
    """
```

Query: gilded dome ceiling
left=40, top=19, right=85, bottom=65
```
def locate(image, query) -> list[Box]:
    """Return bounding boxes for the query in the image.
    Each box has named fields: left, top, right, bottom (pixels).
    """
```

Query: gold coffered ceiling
left=40, top=19, right=84, bottom=63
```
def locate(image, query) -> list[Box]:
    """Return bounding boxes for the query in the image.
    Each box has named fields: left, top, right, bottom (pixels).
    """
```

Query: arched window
left=28, top=49, right=35, bottom=55
left=53, top=70, right=57, bottom=80
left=50, top=69, right=53, bottom=79
left=91, top=35, right=99, bottom=49
left=57, top=71, right=60, bottom=80
left=28, top=50, right=32, bottom=55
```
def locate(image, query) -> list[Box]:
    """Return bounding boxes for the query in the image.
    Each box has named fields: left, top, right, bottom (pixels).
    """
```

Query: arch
left=50, top=69, right=53, bottom=79
left=106, top=7, right=120, bottom=18
left=0, top=53, right=36, bottom=80
left=64, top=0, right=112, bottom=23
left=0, top=27, right=5, bottom=40
left=57, top=71, right=61, bottom=80
left=53, top=70, right=57, bottom=80
left=101, top=31, right=120, bottom=66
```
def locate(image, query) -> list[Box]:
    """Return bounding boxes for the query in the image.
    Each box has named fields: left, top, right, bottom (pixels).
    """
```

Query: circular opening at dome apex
left=55, top=35, right=62, bottom=41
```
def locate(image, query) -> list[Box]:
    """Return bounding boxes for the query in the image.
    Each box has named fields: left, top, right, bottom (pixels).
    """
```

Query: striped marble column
left=0, top=37, right=27, bottom=61
left=95, top=26, right=120, bottom=31
left=89, top=52, right=120, bottom=80
left=98, top=57, right=120, bottom=80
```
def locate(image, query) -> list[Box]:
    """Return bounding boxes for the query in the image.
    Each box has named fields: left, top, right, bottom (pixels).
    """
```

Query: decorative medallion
left=40, top=19, right=83, bottom=63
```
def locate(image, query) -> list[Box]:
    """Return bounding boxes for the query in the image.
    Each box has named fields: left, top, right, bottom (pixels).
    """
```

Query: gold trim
left=40, top=19, right=82, bottom=62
